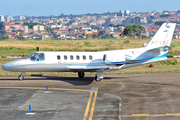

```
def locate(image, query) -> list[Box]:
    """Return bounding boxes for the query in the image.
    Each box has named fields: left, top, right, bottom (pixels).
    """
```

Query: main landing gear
left=78, top=72, right=85, bottom=78
left=94, top=71, right=103, bottom=82
left=78, top=71, right=104, bottom=81
left=18, top=72, right=25, bottom=80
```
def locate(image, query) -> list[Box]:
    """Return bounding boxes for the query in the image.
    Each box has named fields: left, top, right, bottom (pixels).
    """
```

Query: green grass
left=0, top=38, right=180, bottom=76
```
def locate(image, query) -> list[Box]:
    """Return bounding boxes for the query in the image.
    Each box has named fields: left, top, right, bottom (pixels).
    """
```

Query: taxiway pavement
left=0, top=72, right=180, bottom=120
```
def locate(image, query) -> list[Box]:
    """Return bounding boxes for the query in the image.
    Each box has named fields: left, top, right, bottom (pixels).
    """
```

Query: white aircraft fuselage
left=1, top=23, right=176, bottom=81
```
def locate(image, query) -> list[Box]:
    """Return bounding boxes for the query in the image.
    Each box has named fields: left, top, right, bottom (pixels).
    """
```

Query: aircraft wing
left=69, top=65, right=108, bottom=72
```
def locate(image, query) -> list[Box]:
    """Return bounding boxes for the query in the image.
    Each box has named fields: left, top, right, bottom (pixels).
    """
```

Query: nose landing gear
left=18, top=72, right=25, bottom=80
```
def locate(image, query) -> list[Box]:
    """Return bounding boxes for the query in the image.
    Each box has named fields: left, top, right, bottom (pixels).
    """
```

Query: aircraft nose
left=1, top=64, right=9, bottom=70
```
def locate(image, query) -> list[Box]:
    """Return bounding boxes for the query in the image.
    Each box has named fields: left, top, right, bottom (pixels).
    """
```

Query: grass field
left=0, top=38, right=180, bottom=77
left=0, top=38, right=180, bottom=57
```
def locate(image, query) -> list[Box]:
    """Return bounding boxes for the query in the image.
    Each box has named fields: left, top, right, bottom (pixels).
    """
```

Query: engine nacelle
left=103, top=53, right=125, bottom=64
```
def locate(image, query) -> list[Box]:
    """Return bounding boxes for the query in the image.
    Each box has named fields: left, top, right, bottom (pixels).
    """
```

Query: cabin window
left=76, top=55, right=80, bottom=60
left=57, top=55, right=61, bottom=60
left=70, top=55, right=74, bottom=60
left=26, top=53, right=45, bottom=61
left=89, top=55, right=93, bottom=60
left=64, top=55, right=67, bottom=60
left=83, top=55, right=86, bottom=60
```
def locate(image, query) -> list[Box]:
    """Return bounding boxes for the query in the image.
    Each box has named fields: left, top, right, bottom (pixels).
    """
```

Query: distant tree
left=0, top=30, right=6, bottom=35
left=15, top=22, right=20, bottom=24
left=122, top=25, right=145, bottom=38
left=98, top=30, right=106, bottom=36
left=60, top=13, right=65, bottom=18
left=0, top=35, right=9, bottom=40
left=177, top=10, right=180, bottom=13
left=91, top=25, right=100, bottom=30
left=83, top=22, right=90, bottom=26
left=92, top=34, right=98, bottom=38
left=155, top=21, right=166, bottom=26
left=159, top=14, right=171, bottom=18
left=30, top=31, right=34, bottom=34
left=133, top=17, right=141, bottom=25
left=108, top=24, right=115, bottom=27
left=114, top=27, right=122, bottom=32
left=18, top=33, right=25, bottom=40
left=110, top=34, right=114, bottom=38
left=150, top=16, right=156, bottom=19
left=0, top=22, right=5, bottom=30
left=122, top=17, right=133, bottom=25
left=114, top=24, right=125, bottom=27
left=65, top=20, right=75, bottom=26
left=102, top=18, right=111, bottom=27
left=23, top=22, right=43, bottom=29
left=68, top=28, right=74, bottom=32
left=147, top=17, right=153, bottom=24
left=102, top=34, right=109, bottom=39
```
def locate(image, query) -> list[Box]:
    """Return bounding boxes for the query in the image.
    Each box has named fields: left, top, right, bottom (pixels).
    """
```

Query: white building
left=7, top=16, right=14, bottom=22
left=120, top=10, right=124, bottom=20
left=125, top=10, right=130, bottom=15
left=19, top=16, right=26, bottom=20
left=23, top=26, right=28, bottom=33
left=0, top=15, right=4, bottom=22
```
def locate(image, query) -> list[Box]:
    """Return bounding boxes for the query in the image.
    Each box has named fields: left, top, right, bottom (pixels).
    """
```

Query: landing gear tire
left=18, top=75, right=24, bottom=81
left=95, top=75, right=101, bottom=82
left=78, top=72, right=85, bottom=78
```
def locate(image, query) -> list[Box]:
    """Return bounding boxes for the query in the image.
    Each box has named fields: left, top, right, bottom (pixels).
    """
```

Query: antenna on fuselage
left=36, top=47, right=40, bottom=51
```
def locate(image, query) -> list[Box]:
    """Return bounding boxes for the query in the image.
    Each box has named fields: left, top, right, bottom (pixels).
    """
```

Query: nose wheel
left=18, top=75, right=24, bottom=80
left=18, top=72, right=25, bottom=80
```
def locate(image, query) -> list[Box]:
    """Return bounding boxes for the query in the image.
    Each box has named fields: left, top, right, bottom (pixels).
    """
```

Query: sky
left=1, top=0, right=180, bottom=16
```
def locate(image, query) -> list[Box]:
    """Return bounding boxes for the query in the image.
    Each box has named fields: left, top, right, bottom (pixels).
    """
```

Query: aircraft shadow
left=0, top=76, right=122, bottom=86
left=0, top=76, right=96, bottom=86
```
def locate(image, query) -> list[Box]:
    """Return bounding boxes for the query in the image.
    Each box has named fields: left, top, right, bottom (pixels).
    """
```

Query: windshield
left=26, top=53, right=45, bottom=61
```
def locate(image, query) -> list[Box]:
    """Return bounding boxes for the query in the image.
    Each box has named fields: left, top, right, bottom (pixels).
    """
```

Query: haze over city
left=0, top=0, right=180, bottom=16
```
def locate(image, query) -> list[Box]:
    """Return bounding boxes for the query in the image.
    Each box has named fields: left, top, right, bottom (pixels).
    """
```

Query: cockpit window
left=26, top=53, right=45, bottom=61
left=39, top=53, right=44, bottom=61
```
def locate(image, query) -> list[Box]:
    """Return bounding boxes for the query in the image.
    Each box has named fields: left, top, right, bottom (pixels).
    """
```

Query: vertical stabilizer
left=146, top=23, right=176, bottom=49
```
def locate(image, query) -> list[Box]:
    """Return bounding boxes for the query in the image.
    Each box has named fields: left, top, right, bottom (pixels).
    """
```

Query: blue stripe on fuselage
left=71, top=53, right=168, bottom=66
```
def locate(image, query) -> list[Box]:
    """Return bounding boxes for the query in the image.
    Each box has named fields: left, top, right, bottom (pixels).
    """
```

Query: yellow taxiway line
left=0, top=87, right=91, bottom=93
left=83, top=91, right=98, bottom=120
left=89, top=92, right=97, bottom=120
left=83, top=92, right=93, bottom=120
left=94, top=113, right=180, bottom=118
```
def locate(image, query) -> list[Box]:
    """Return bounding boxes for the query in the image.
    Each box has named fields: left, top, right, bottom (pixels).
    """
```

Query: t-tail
left=145, top=23, right=176, bottom=50
left=125, top=23, right=176, bottom=62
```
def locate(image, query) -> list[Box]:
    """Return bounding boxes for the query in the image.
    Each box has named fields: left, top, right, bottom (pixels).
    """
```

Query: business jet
left=1, top=23, right=176, bottom=81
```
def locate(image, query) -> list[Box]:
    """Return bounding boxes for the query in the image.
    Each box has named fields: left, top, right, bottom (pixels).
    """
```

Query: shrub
left=124, top=40, right=130, bottom=44
left=1, top=55, right=6, bottom=58
left=157, top=58, right=178, bottom=65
